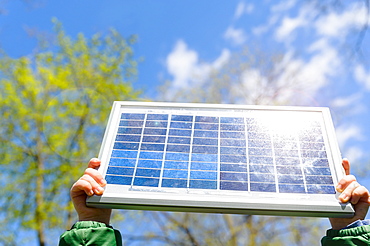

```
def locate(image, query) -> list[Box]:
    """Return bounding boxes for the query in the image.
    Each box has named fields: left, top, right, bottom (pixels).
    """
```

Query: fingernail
left=340, top=193, right=349, bottom=202
left=100, top=179, right=107, bottom=186
left=336, top=184, right=343, bottom=192
left=95, top=186, right=104, bottom=195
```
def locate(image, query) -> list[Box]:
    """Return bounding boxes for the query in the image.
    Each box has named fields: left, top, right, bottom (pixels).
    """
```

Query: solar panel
left=87, top=101, right=354, bottom=218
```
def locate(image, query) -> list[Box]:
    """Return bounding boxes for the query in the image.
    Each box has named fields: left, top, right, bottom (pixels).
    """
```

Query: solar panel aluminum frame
left=87, top=101, right=354, bottom=218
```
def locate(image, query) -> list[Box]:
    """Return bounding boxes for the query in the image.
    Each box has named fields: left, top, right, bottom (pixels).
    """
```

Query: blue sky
left=2, top=0, right=368, bottom=169
left=1, top=0, right=370, bottom=244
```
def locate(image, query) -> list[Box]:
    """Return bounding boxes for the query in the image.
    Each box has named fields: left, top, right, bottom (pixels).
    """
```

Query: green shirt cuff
left=59, top=221, right=122, bottom=246
left=321, top=225, right=370, bottom=246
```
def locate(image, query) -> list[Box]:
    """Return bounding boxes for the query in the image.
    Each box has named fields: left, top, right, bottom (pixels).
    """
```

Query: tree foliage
left=0, top=20, right=141, bottom=246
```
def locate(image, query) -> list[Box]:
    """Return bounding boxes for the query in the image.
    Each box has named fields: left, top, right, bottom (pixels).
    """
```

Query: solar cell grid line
left=130, top=112, right=148, bottom=187
left=268, top=120, right=279, bottom=193
left=244, top=116, right=251, bottom=192
left=272, top=124, right=286, bottom=193
left=124, top=113, right=139, bottom=187
left=126, top=113, right=139, bottom=186
left=149, top=113, right=169, bottom=187
left=296, top=121, right=313, bottom=194
left=186, top=114, right=195, bottom=189
left=297, top=125, right=308, bottom=194
left=217, top=116, right=221, bottom=190
left=157, top=113, right=171, bottom=188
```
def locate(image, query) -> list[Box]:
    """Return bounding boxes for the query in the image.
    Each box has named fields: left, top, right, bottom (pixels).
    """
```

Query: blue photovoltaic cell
left=221, top=164, right=247, bottom=172
left=137, top=159, right=163, bottom=168
left=166, top=152, right=189, bottom=161
left=190, top=180, right=217, bottom=189
left=147, top=114, right=168, bottom=120
left=119, top=120, right=144, bottom=127
left=171, top=121, right=193, bottom=129
left=171, top=115, right=193, bottom=121
left=109, top=158, right=136, bottom=167
left=192, top=153, right=218, bottom=162
left=145, top=121, right=168, bottom=128
left=106, top=175, right=132, bottom=185
left=142, top=136, right=166, bottom=143
left=195, top=116, right=219, bottom=123
left=162, top=179, right=188, bottom=188
left=164, top=161, right=189, bottom=169
left=139, top=151, right=163, bottom=160
left=105, top=111, right=335, bottom=195
left=117, top=127, right=142, bottom=135
left=111, top=150, right=138, bottom=158
left=133, top=177, right=159, bottom=187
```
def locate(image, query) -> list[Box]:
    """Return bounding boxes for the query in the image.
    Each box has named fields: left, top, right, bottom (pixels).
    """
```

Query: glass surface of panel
left=87, top=102, right=353, bottom=218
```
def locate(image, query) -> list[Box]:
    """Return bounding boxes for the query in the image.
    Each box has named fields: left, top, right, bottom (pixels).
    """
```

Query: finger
left=339, top=180, right=360, bottom=203
left=342, top=158, right=350, bottom=175
left=336, top=174, right=356, bottom=193
left=84, top=167, right=107, bottom=187
left=79, top=173, right=105, bottom=195
left=71, top=179, right=94, bottom=197
left=88, top=158, right=101, bottom=169
left=350, top=185, right=370, bottom=205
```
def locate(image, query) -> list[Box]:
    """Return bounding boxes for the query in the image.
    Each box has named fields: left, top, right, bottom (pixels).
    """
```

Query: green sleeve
left=59, top=221, right=122, bottom=246
left=321, top=225, right=370, bottom=246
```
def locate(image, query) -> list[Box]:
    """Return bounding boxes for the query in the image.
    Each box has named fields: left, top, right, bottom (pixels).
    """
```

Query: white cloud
left=331, top=93, right=363, bottom=108
left=166, top=40, right=198, bottom=88
left=166, top=40, right=230, bottom=88
left=275, top=14, right=306, bottom=41
left=236, top=54, right=309, bottom=105
left=292, top=39, right=341, bottom=93
left=272, top=1, right=369, bottom=44
left=315, top=3, right=368, bottom=38
left=252, top=15, right=278, bottom=36
left=257, top=1, right=368, bottom=46
left=245, top=3, right=254, bottom=14
left=212, top=49, right=231, bottom=69
left=335, top=124, right=364, bottom=163
left=253, top=0, right=298, bottom=38
left=241, top=69, right=266, bottom=91
left=343, top=146, right=364, bottom=164
left=235, top=2, right=246, bottom=19
left=355, top=65, right=370, bottom=90
left=236, top=68, right=268, bottom=104
left=271, top=0, right=297, bottom=13
left=330, top=93, right=366, bottom=117
left=336, top=124, right=363, bottom=148
left=224, top=26, right=247, bottom=45
left=234, top=2, right=254, bottom=19
left=274, top=5, right=316, bottom=43
left=230, top=48, right=339, bottom=105
left=253, top=0, right=293, bottom=36
left=228, top=33, right=342, bottom=106
left=270, top=2, right=370, bottom=106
